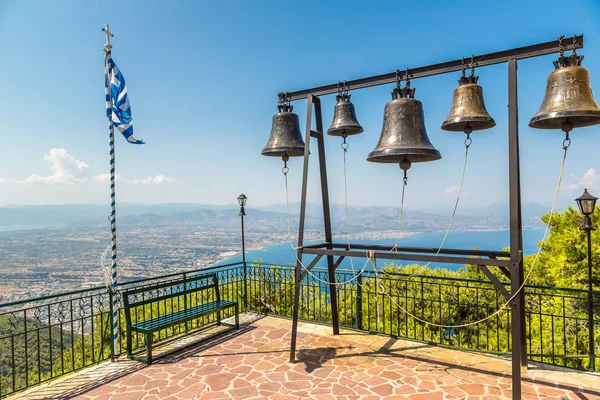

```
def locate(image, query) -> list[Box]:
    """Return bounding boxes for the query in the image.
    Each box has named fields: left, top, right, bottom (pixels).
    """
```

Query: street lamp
left=238, top=193, right=248, bottom=310
left=575, top=188, right=597, bottom=371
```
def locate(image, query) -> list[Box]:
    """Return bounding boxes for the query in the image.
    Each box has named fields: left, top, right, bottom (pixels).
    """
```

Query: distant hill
left=0, top=203, right=239, bottom=227
left=0, top=201, right=549, bottom=232
left=257, top=202, right=549, bottom=231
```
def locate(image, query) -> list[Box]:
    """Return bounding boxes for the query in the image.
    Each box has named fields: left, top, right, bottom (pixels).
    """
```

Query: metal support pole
left=587, top=227, right=595, bottom=371
left=241, top=208, right=247, bottom=310
left=108, top=289, right=116, bottom=360
left=356, top=274, right=363, bottom=330
left=313, top=97, right=339, bottom=335
left=104, top=31, right=120, bottom=361
left=508, top=57, right=525, bottom=400
left=290, top=95, right=315, bottom=363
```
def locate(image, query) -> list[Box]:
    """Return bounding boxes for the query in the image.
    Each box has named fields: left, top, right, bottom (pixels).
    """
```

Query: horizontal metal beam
left=328, top=242, right=510, bottom=258
left=300, top=243, right=329, bottom=249
left=302, top=248, right=511, bottom=267
left=285, top=35, right=583, bottom=100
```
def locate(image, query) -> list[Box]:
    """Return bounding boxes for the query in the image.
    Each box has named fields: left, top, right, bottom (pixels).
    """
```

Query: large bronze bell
left=327, top=92, right=363, bottom=137
left=529, top=52, right=600, bottom=130
left=441, top=75, right=495, bottom=132
left=261, top=103, right=305, bottom=158
left=367, top=85, right=441, bottom=164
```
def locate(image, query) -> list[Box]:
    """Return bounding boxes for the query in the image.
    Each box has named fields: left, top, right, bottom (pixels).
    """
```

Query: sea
left=217, top=229, right=545, bottom=272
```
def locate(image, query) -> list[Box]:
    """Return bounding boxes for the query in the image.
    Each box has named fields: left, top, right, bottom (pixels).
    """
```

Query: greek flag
left=104, top=50, right=144, bottom=144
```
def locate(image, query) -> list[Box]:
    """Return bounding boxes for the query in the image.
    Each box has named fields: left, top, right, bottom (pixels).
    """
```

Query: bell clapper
left=464, top=124, right=473, bottom=148
left=561, top=119, right=572, bottom=150
left=341, top=133, right=349, bottom=152
left=282, top=153, right=289, bottom=176
left=561, top=118, right=573, bottom=134
left=399, top=158, right=411, bottom=185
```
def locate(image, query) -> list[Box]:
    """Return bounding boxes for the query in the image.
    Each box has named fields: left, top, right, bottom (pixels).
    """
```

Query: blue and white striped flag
left=104, top=50, right=144, bottom=144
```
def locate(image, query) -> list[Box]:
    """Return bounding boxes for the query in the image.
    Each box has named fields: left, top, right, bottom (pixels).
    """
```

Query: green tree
left=533, top=206, right=600, bottom=289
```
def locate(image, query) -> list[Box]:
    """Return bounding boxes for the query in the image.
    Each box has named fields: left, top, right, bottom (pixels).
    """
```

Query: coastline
left=214, top=230, right=418, bottom=265
left=213, top=228, right=545, bottom=270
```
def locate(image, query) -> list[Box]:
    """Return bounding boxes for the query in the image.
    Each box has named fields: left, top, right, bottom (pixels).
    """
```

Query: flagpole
left=103, top=24, right=119, bottom=361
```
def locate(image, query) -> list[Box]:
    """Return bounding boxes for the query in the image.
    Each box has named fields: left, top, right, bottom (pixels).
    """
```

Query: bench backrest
left=122, top=272, right=219, bottom=327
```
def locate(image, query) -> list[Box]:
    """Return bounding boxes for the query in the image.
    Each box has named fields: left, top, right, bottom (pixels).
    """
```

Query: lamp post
left=238, top=193, right=248, bottom=310
left=575, top=188, right=597, bottom=371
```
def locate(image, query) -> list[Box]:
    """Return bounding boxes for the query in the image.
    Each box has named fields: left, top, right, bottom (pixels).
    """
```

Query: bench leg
left=235, top=304, right=240, bottom=329
left=146, top=333, right=153, bottom=365
left=126, top=327, right=132, bottom=358
left=217, top=310, right=221, bottom=326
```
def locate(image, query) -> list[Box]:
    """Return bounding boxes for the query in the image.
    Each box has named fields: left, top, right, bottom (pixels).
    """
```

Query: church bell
left=441, top=74, right=495, bottom=133
left=367, top=85, right=441, bottom=165
left=327, top=92, right=363, bottom=137
left=261, top=96, right=305, bottom=159
left=529, top=43, right=600, bottom=130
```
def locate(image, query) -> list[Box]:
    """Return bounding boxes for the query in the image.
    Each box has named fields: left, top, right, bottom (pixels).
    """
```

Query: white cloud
left=564, top=168, right=599, bottom=190
left=92, top=173, right=175, bottom=185
left=0, top=148, right=89, bottom=185
left=93, top=173, right=123, bottom=183
left=0, top=148, right=175, bottom=187
left=443, top=185, right=459, bottom=197
left=443, top=184, right=470, bottom=197
left=127, top=175, right=176, bottom=185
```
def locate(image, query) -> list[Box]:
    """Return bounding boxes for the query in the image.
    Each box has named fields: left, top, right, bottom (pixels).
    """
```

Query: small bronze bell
left=367, top=85, right=441, bottom=164
left=261, top=101, right=305, bottom=159
left=327, top=92, right=363, bottom=137
left=441, top=75, right=495, bottom=132
left=529, top=48, right=600, bottom=130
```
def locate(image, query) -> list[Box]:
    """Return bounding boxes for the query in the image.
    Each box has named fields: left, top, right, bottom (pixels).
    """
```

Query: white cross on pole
left=102, top=24, right=114, bottom=47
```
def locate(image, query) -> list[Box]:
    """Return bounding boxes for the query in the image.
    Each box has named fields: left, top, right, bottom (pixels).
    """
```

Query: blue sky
left=0, top=0, right=599, bottom=211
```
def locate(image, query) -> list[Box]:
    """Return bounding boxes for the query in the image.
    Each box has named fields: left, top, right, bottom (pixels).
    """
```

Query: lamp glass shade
left=575, top=189, right=597, bottom=215
left=237, top=193, right=247, bottom=207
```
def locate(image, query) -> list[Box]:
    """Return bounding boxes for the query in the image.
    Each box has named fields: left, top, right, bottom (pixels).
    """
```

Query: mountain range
left=0, top=202, right=551, bottom=232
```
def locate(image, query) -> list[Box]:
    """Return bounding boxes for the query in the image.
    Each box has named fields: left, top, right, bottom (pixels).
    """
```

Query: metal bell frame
left=272, top=35, right=588, bottom=400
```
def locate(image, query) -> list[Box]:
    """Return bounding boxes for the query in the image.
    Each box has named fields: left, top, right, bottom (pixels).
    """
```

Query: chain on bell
left=441, top=74, right=495, bottom=133
left=327, top=92, right=363, bottom=137
left=529, top=41, right=600, bottom=130
left=367, top=84, right=441, bottom=164
left=261, top=96, right=305, bottom=159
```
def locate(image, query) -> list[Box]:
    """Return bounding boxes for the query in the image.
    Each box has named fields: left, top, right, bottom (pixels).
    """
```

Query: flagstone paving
left=10, top=314, right=600, bottom=399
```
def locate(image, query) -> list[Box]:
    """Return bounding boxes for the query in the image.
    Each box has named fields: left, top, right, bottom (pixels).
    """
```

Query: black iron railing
left=245, top=262, right=599, bottom=371
left=0, top=260, right=597, bottom=397
left=0, top=286, right=112, bottom=397
left=0, top=262, right=244, bottom=398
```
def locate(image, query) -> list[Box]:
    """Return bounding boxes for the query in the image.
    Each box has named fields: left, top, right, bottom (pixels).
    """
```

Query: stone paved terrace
left=9, top=314, right=600, bottom=400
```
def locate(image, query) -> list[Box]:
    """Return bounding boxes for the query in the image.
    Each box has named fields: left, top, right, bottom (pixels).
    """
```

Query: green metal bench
left=122, top=272, right=239, bottom=364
